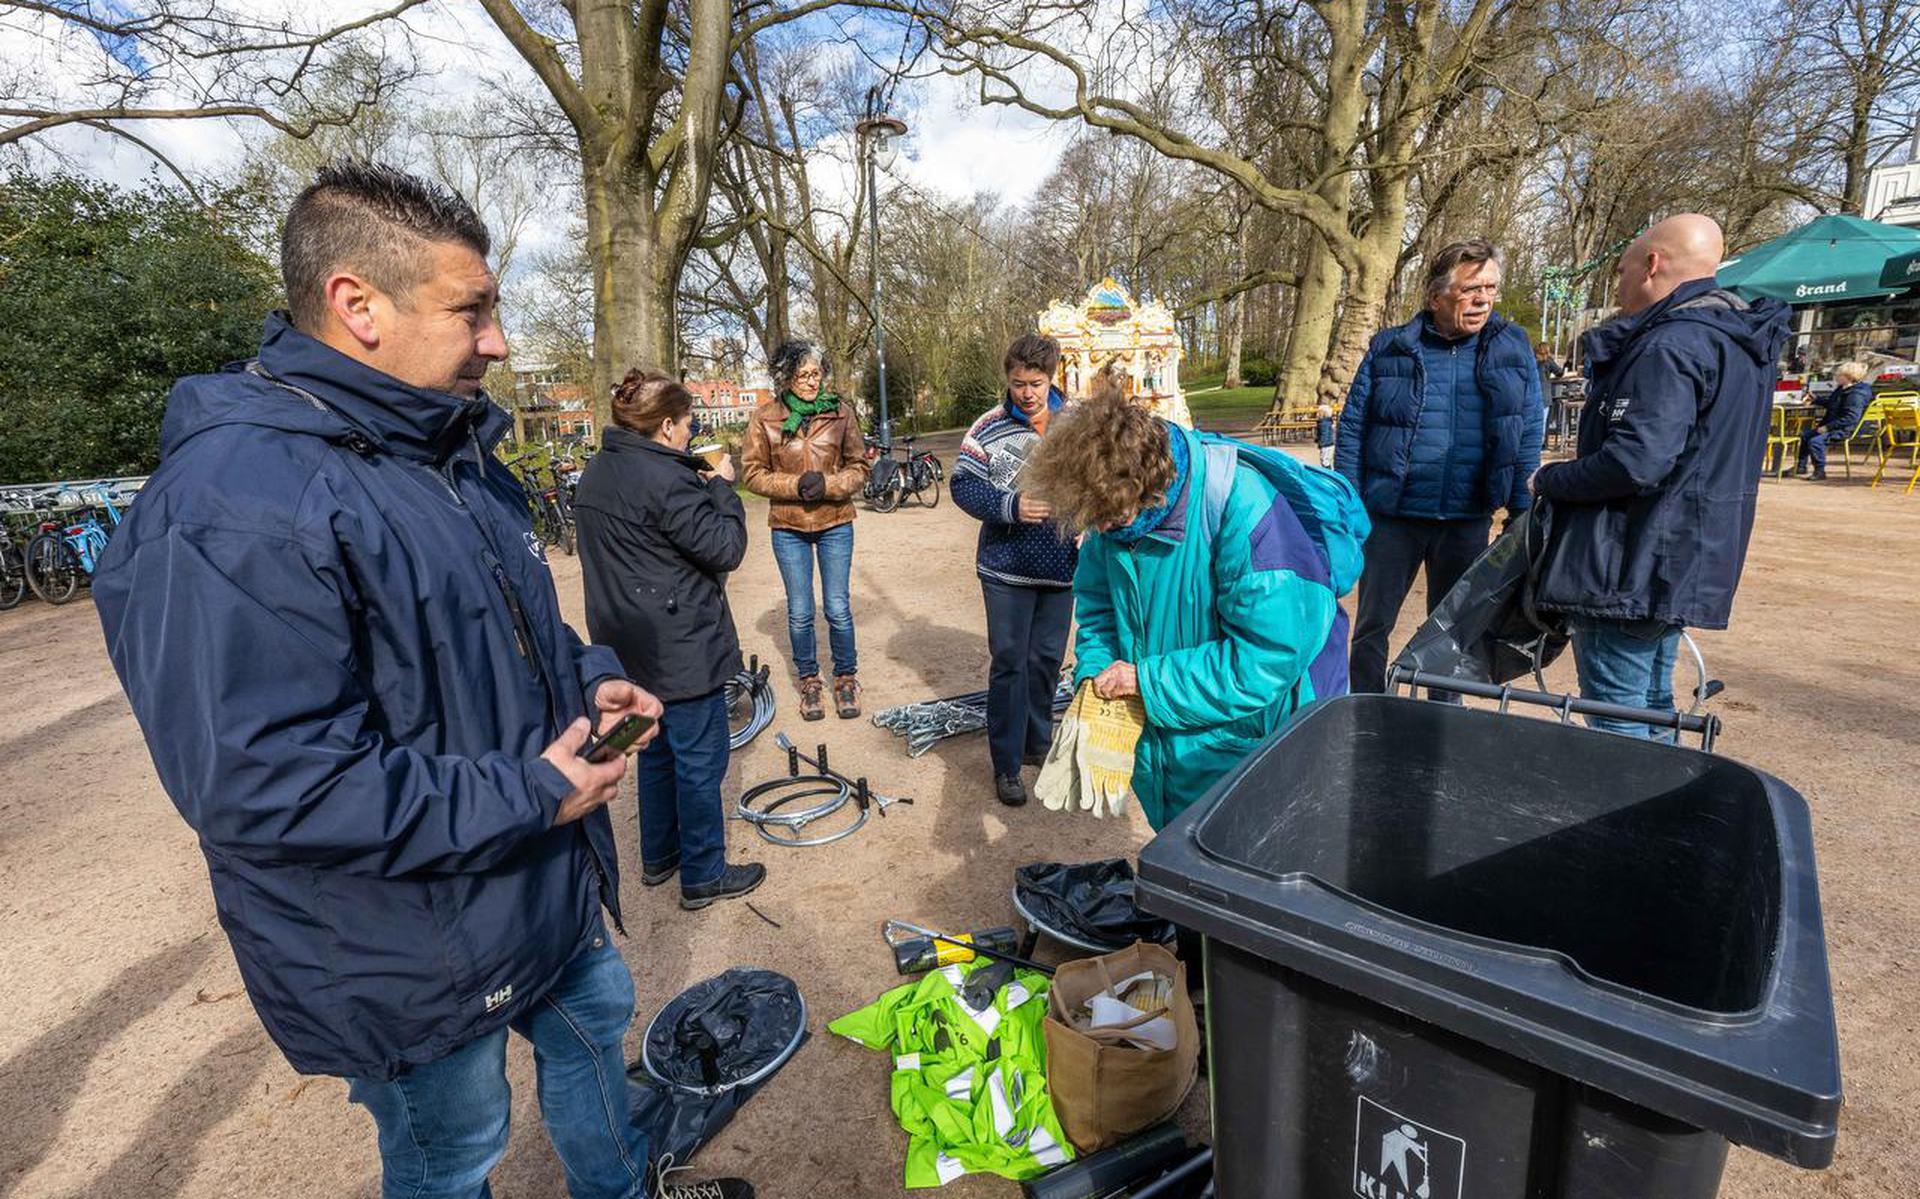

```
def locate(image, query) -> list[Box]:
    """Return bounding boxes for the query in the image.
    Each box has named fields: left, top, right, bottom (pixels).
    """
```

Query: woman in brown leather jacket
left=741, top=339, right=871, bottom=720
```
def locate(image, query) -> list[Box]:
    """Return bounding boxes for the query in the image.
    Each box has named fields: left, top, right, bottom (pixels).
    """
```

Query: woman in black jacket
left=574, top=370, right=764, bottom=910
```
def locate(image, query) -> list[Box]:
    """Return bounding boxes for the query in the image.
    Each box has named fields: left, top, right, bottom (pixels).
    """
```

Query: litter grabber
left=884, top=919, right=1057, bottom=976
left=888, top=923, right=1023, bottom=974
left=772, top=731, right=913, bottom=815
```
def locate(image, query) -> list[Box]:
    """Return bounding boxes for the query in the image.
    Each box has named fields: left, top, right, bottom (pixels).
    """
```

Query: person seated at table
left=1796, top=361, right=1873, bottom=480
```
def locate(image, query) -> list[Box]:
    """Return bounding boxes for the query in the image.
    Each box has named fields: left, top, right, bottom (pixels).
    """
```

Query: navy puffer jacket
left=1334, top=311, right=1543, bottom=519
left=94, top=314, right=626, bottom=1079
left=1533, top=280, right=1791, bottom=629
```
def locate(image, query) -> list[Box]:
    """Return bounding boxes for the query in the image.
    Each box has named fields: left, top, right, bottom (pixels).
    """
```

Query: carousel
left=1039, top=278, right=1193, bottom=428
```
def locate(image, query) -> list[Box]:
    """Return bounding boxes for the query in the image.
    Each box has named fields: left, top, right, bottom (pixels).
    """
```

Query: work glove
left=1033, top=693, right=1085, bottom=812
left=797, top=470, right=826, bottom=502
left=1073, top=682, right=1146, bottom=819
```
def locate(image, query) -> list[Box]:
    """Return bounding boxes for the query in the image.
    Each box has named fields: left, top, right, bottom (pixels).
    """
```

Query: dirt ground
left=1, top=434, right=1916, bottom=1199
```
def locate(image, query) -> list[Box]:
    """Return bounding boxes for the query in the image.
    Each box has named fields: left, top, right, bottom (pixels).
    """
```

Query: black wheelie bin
left=1135, top=693, right=1841, bottom=1199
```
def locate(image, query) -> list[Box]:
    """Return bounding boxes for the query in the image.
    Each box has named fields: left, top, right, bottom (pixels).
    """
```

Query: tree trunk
left=1275, top=233, right=1343, bottom=410
left=1319, top=175, right=1414, bottom=407
left=1222, top=212, right=1247, bottom=388
left=584, top=171, right=676, bottom=432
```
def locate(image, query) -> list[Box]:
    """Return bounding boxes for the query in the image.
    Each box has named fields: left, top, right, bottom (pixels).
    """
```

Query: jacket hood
left=162, top=311, right=509, bottom=462
left=1584, top=279, right=1791, bottom=371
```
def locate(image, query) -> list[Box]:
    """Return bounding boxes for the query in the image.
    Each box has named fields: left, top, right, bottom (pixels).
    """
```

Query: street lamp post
left=856, top=90, right=907, bottom=449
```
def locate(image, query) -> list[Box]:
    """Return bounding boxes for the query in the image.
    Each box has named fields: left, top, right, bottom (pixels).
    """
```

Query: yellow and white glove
left=1033, top=693, right=1084, bottom=812
left=1072, top=681, right=1146, bottom=819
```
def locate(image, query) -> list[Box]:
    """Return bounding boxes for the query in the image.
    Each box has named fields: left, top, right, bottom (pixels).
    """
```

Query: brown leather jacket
left=740, top=398, right=871, bottom=532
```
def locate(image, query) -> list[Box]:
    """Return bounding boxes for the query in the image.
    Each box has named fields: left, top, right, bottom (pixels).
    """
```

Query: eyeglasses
left=792, top=368, right=823, bottom=382
left=1453, top=283, right=1501, bottom=300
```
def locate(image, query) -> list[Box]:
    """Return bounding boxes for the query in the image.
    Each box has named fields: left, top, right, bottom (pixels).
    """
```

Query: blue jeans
left=770, top=523, right=856, bottom=678
left=346, top=934, right=646, bottom=1199
left=1569, top=617, right=1682, bottom=741
left=635, top=688, right=731, bottom=889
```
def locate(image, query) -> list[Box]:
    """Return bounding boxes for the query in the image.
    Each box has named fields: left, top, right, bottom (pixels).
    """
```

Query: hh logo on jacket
left=485, top=983, right=515, bottom=1012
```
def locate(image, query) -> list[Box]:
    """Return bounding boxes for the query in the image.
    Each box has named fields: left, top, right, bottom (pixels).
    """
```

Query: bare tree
left=0, top=1, right=425, bottom=189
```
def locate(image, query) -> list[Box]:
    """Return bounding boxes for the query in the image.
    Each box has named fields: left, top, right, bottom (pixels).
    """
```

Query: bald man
left=1531, top=215, right=1790, bottom=738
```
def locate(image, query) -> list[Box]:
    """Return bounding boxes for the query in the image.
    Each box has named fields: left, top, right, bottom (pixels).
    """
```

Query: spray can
left=891, top=926, right=1020, bottom=974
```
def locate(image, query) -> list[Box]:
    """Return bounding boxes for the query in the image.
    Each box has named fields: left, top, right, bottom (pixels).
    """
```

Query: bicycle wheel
left=917, top=469, right=941, bottom=508
left=871, top=477, right=902, bottom=513
left=25, top=533, right=79, bottom=604
left=559, top=515, right=577, bottom=557
left=0, top=549, right=24, bottom=611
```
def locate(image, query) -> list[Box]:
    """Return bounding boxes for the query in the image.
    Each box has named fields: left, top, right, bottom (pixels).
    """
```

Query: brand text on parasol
left=1794, top=281, right=1850, bottom=298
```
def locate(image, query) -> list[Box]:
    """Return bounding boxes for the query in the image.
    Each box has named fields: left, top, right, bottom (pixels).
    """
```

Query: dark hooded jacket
left=93, top=313, right=627, bottom=1080
left=1533, top=280, right=1791, bottom=628
left=1820, top=380, right=1873, bottom=435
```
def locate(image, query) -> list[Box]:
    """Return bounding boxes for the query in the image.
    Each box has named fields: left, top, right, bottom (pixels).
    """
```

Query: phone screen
left=583, top=714, right=654, bottom=763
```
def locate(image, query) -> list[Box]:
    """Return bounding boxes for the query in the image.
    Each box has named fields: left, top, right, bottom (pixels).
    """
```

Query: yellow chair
left=1764, top=406, right=1799, bottom=477
left=1829, top=399, right=1889, bottom=479
left=1871, top=402, right=1920, bottom=494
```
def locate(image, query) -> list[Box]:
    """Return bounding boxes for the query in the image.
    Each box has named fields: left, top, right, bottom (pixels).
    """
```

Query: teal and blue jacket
left=1071, top=425, right=1368, bottom=830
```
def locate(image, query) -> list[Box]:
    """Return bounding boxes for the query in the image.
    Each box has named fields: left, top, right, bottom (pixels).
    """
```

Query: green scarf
left=780, top=388, right=841, bottom=435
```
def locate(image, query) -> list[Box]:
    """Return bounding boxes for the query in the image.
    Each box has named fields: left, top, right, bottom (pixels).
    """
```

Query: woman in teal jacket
left=1022, top=388, right=1365, bottom=829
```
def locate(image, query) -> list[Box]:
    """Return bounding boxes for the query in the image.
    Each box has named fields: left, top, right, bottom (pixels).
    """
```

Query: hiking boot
left=640, top=852, right=680, bottom=887
left=833, top=674, right=862, bottom=719
left=798, top=675, right=825, bottom=722
left=995, top=774, right=1029, bottom=807
left=1810, top=470, right=1828, bottom=481
left=650, top=1156, right=755, bottom=1199
left=680, top=863, right=767, bottom=911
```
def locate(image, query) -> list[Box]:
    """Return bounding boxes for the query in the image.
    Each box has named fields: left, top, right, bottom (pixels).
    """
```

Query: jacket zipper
left=456, top=458, right=625, bottom=932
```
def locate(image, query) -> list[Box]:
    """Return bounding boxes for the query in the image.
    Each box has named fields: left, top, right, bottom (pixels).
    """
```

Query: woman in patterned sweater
left=951, top=334, right=1080, bottom=806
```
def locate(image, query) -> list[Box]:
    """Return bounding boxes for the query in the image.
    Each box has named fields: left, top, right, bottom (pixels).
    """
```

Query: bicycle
left=24, top=490, right=122, bottom=605
left=504, top=454, right=577, bottom=556
left=863, top=436, right=942, bottom=512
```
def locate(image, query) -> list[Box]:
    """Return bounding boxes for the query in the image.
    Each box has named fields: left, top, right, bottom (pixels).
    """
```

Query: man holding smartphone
left=93, top=162, right=751, bottom=1199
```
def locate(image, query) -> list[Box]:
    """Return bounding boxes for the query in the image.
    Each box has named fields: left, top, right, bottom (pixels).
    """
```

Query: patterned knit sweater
left=951, top=391, right=1079, bottom=589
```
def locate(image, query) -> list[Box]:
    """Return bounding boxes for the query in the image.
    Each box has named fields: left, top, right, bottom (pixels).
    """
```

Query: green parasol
left=1880, top=244, right=1920, bottom=291
left=1716, top=214, right=1920, bottom=303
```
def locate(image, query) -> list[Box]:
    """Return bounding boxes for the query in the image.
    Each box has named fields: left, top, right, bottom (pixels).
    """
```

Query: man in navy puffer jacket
left=1336, top=239, right=1544, bottom=693
left=93, top=163, right=752, bottom=1199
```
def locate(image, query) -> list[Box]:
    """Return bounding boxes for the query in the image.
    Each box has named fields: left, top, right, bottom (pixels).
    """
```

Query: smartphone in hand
left=581, top=714, right=655, bottom=763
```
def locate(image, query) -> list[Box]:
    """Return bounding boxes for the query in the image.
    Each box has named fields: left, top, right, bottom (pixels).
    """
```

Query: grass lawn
left=1184, top=382, right=1277, bottom=429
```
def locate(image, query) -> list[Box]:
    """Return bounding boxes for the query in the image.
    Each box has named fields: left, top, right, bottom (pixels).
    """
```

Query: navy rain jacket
left=1335, top=311, right=1543, bottom=520
left=1821, top=380, right=1873, bottom=434
left=1533, top=279, right=1791, bottom=629
left=93, top=313, right=628, bottom=1080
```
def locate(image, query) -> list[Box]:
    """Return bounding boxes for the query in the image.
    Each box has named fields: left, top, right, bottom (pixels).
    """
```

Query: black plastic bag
left=1014, top=859, right=1176, bottom=951
left=627, top=968, right=807, bottom=1168
left=1390, top=503, right=1568, bottom=687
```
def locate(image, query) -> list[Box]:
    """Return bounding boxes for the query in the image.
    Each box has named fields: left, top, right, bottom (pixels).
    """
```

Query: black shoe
left=1810, top=471, right=1828, bottom=481
left=659, top=1179, right=753, bottom=1199
left=995, top=774, right=1028, bottom=807
left=680, top=863, right=767, bottom=910
left=641, top=852, right=680, bottom=887
left=649, top=1158, right=756, bottom=1199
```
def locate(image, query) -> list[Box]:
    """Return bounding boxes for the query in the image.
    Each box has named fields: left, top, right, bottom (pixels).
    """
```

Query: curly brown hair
left=1020, top=386, right=1175, bottom=534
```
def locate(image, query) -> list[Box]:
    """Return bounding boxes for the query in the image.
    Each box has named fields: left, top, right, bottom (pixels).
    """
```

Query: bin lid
left=1136, top=694, right=1842, bottom=1167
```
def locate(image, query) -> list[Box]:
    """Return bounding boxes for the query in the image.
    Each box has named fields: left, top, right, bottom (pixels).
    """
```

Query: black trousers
left=1349, top=513, right=1493, bottom=694
left=981, top=578, right=1073, bottom=777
